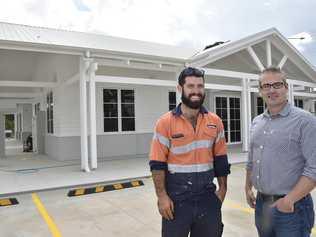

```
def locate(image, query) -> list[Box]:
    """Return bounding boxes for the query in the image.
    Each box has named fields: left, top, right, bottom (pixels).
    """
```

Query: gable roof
left=0, top=21, right=195, bottom=61
left=0, top=22, right=315, bottom=80
left=189, top=28, right=316, bottom=80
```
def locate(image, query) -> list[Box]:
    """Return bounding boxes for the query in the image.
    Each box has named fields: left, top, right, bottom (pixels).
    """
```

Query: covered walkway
left=0, top=145, right=246, bottom=196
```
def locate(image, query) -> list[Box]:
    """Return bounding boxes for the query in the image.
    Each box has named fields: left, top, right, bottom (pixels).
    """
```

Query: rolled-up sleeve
left=301, top=116, right=316, bottom=181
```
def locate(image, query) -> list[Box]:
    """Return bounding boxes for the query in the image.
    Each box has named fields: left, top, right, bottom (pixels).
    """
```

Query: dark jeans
left=255, top=193, right=315, bottom=237
left=162, top=192, right=223, bottom=237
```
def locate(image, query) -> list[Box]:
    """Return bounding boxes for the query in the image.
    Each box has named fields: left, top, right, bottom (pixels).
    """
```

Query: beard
left=181, top=92, right=205, bottom=109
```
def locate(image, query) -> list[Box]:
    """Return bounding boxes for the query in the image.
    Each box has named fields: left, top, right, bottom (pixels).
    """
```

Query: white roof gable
left=190, top=28, right=316, bottom=81
left=0, top=22, right=195, bottom=60
left=0, top=23, right=315, bottom=80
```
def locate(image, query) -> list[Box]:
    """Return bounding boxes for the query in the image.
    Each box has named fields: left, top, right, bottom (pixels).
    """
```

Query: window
left=121, top=90, right=135, bottom=131
left=215, top=97, right=228, bottom=142
left=103, top=89, right=135, bottom=132
left=257, top=97, right=266, bottom=115
left=294, top=99, right=304, bottom=109
left=215, top=96, right=241, bottom=143
left=169, top=91, right=177, bottom=111
left=35, top=103, right=40, bottom=116
left=46, top=92, right=54, bottom=134
left=103, top=89, right=118, bottom=132
left=229, top=97, right=241, bottom=143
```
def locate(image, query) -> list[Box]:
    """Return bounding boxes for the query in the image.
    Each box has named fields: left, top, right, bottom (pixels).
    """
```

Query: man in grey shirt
left=245, top=67, right=316, bottom=237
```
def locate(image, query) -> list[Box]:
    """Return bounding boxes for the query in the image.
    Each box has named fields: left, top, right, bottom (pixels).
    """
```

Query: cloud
left=0, top=0, right=315, bottom=65
left=0, top=0, right=219, bottom=47
left=72, top=0, right=91, bottom=12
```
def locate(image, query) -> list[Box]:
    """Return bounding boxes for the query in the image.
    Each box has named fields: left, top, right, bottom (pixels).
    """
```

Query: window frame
left=46, top=91, right=54, bottom=134
left=168, top=91, right=177, bottom=111
left=214, top=95, right=242, bottom=144
left=256, top=97, right=266, bottom=115
left=294, top=98, right=304, bottom=109
left=102, top=88, right=136, bottom=133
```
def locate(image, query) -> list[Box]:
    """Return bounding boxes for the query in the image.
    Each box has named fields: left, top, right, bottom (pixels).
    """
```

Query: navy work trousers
left=162, top=192, right=223, bottom=237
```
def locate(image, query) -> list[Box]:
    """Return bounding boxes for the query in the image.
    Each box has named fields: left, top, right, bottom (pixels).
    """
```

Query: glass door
left=215, top=96, right=241, bottom=143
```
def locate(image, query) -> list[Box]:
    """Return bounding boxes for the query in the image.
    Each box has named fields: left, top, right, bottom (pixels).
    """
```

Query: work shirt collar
left=172, top=103, right=208, bottom=117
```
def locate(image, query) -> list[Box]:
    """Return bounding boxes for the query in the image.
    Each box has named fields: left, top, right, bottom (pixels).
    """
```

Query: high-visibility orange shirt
left=149, top=104, right=230, bottom=177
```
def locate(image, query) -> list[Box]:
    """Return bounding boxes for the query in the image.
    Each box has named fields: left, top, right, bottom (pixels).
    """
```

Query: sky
left=0, top=0, right=315, bottom=65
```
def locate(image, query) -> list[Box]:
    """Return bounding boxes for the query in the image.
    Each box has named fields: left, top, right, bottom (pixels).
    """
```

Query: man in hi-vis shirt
left=149, top=67, right=230, bottom=237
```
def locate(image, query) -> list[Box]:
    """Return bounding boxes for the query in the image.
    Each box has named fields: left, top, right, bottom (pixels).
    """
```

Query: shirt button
left=257, top=160, right=260, bottom=163
left=257, top=176, right=260, bottom=179
left=263, top=131, right=266, bottom=134
left=260, top=145, right=264, bottom=149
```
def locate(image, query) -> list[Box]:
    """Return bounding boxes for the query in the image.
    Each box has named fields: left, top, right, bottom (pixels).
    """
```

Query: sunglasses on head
left=180, top=67, right=205, bottom=78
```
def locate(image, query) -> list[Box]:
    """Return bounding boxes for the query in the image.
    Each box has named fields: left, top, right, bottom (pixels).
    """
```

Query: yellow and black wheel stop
left=68, top=180, right=144, bottom=197
left=0, top=198, right=19, bottom=207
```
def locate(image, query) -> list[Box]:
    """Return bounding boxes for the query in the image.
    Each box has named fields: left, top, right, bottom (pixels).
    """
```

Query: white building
left=0, top=22, right=315, bottom=172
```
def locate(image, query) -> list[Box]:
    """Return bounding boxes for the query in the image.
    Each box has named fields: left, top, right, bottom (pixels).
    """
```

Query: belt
left=258, top=192, right=285, bottom=202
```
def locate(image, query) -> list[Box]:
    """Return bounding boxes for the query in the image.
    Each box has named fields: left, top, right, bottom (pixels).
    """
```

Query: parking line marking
left=32, top=193, right=62, bottom=237
left=224, top=200, right=254, bottom=214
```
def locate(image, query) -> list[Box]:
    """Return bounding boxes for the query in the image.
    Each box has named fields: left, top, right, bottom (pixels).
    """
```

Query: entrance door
left=215, top=96, right=241, bottom=144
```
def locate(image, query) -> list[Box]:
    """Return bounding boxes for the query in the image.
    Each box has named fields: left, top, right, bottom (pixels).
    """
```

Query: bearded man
left=149, top=67, right=230, bottom=237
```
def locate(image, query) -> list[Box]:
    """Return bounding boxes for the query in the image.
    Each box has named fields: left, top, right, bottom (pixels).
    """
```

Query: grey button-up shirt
left=247, top=102, right=316, bottom=195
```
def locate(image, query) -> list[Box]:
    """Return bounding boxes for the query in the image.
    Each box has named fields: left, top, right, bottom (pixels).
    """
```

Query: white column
left=175, top=71, right=181, bottom=105
left=40, top=90, right=46, bottom=111
left=288, top=83, right=294, bottom=105
left=241, top=78, right=250, bottom=152
left=247, top=81, right=252, bottom=137
left=89, top=62, right=98, bottom=170
left=79, top=57, right=90, bottom=172
left=14, top=113, right=17, bottom=139
left=266, top=40, right=272, bottom=67
left=0, top=112, right=5, bottom=158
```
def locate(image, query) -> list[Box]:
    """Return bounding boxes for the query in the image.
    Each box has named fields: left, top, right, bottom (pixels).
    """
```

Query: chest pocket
left=170, top=133, right=190, bottom=148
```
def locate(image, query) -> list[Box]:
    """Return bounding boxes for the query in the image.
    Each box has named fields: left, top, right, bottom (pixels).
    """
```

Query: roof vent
left=203, top=41, right=227, bottom=50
